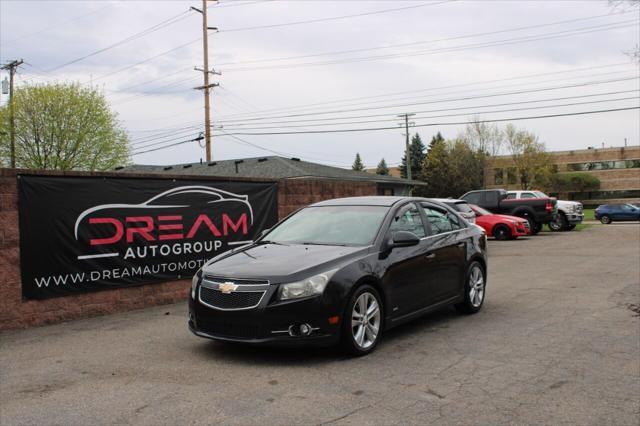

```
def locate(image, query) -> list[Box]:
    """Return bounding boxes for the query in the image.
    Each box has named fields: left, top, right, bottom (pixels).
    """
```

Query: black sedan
left=189, top=196, right=488, bottom=355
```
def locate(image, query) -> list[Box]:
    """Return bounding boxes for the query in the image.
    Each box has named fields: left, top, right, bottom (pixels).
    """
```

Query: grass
left=582, top=208, right=596, bottom=221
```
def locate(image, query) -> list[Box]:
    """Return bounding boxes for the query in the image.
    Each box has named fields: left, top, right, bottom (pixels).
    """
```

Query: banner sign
left=18, top=175, right=278, bottom=300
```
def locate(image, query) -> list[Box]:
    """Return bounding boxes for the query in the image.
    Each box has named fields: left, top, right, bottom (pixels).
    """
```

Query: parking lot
left=1, top=224, right=638, bottom=425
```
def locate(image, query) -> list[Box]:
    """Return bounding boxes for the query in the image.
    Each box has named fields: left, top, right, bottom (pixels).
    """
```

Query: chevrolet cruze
left=189, top=196, right=488, bottom=355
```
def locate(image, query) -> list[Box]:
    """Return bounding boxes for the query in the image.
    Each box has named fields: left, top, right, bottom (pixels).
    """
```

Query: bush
left=551, top=172, right=601, bottom=193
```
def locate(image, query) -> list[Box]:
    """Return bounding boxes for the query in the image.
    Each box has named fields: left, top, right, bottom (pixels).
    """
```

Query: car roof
left=431, top=198, right=467, bottom=204
left=310, top=196, right=412, bottom=207
left=309, top=196, right=458, bottom=208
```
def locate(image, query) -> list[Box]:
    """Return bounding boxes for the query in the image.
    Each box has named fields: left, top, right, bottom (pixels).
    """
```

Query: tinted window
left=266, top=206, right=388, bottom=246
left=389, top=204, right=425, bottom=238
left=485, top=191, right=499, bottom=205
left=463, top=192, right=481, bottom=204
left=505, top=193, right=517, bottom=199
left=421, top=204, right=461, bottom=234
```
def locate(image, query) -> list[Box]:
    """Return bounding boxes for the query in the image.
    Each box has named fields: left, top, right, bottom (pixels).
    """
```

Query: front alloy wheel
left=456, top=262, right=485, bottom=314
left=342, top=285, right=383, bottom=355
left=600, top=215, right=611, bottom=224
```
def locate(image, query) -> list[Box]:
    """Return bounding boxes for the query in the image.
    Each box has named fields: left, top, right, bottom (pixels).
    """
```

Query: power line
left=0, top=4, right=113, bottom=46
left=213, top=75, right=639, bottom=122
left=212, top=107, right=640, bottom=136
left=221, top=20, right=638, bottom=72
left=215, top=92, right=640, bottom=130
left=47, top=10, right=194, bottom=72
left=215, top=10, right=637, bottom=67
left=210, top=62, right=635, bottom=120
left=219, top=0, right=455, bottom=33
left=86, top=0, right=455, bottom=83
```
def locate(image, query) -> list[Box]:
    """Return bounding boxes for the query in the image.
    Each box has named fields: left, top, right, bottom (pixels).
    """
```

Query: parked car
left=506, top=190, right=583, bottom=231
left=594, top=204, right=640, bottom=224
left=461, top=189, right=557, bottom=235
left=432, top=198, right=476, bottom=224
left=189, top=196, right=488, bottom=356
left=469, top=204, right=530, bottom=240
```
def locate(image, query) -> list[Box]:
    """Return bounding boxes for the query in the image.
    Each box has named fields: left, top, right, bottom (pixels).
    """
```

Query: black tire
left=549, top=214, right=567, bottom=232
left=531, top=221, right=543, bottom=235
left=567, top=224, right=576, bottom=230
left=600, top=215, right=612, bottom=224
left=455, top=261, right=486, bottom=315
left=492, top=224, right=511, bottom=241
left=520, top=213, right=536, bottom=234
left=341, top=285, right=384, bottom=356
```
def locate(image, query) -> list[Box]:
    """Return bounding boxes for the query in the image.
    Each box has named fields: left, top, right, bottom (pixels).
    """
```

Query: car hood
left=202, top=243, right=368, bottom=283
left=494, top=214, right=527, bottom=223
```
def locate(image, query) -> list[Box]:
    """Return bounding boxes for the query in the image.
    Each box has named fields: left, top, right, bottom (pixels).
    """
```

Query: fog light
left=300, top=323, right=311, bottom=336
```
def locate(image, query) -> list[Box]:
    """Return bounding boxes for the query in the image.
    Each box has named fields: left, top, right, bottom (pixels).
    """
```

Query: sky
left=1, top=0, right=638, bottom=169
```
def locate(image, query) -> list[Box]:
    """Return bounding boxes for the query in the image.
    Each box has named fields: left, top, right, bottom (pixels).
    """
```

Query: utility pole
left=397, top=113, right=415, bottom=181
left=1, top=59, right=23, bottom=168
left=191, top=1, right=219, bottom=162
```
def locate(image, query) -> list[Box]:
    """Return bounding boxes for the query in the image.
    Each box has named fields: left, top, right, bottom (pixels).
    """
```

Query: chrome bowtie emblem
left=218, top=282, right=238, bottom=294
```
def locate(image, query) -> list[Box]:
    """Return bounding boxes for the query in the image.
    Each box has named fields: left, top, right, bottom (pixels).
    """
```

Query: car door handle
left=425, top=253, right=436, bottom=260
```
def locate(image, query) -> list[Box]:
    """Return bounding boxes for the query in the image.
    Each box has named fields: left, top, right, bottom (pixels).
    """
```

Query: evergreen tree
left=352, top=153, right=365, bottom=171
left=420, top=135, right=451, bottom=197
left=376, top=158, right=389, bottom=175
left=399, top=133, right=427, bottom=180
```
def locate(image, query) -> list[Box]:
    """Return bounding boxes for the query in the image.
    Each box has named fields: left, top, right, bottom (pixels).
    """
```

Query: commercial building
left=486, top=145, right=640, bottom=206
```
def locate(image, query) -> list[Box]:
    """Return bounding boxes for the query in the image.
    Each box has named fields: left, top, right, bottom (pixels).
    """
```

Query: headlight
left=278, top=269, right=338, bottom=301
left=191, top=270, right=202, bottom=299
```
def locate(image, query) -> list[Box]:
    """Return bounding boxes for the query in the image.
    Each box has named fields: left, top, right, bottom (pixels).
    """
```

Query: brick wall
left=0, top=169, right=376, bottom=331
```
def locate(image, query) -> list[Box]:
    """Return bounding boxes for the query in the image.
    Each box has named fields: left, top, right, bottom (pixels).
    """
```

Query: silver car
left=432, top=198, right=476, bottom=224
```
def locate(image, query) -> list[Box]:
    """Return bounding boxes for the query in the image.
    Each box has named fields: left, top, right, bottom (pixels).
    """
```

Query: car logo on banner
left=218, top=282, right=238, bottom=294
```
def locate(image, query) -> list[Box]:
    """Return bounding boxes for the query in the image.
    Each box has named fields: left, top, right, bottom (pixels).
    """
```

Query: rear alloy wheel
left=567, top=224, right=577, bottom=230
left=492, top=225, right=511, bottom=241
left=342, top=285, right=383, bottom=356
left=455, top=262, right=486, bottom=315
left=600, top=215, right=612, bottom=224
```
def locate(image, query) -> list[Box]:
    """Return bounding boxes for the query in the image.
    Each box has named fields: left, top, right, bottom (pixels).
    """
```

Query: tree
left=504, top=124, right=554, bottom=190
left=420, top=135, right=451, bottom=197
left=399, top=133, right=426, bottom=180
left=352, top=152, right=365, bottom=171
left=551, top=172, right=601, bottom=193
left=464, top=119, right=503, bottom=156
left=376, top=158, right=389, bottom=175
left=0, top=83, right=129, bottom=170
left=446, top=138, right=485, bottom=197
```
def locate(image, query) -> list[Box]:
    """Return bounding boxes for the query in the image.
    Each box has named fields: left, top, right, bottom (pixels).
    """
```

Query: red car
left=469, top=204, right=531, bottom=240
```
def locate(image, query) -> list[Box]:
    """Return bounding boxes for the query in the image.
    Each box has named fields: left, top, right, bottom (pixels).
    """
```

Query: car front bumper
left=188, top=289, right=341, bottom=347
left=566, top=213, right=584, bottom=224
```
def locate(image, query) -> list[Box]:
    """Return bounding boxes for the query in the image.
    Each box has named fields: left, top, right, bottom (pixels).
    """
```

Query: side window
left=463, top=192, right=481, bottom=205
left=485, top=191, right=498, bottom=205
left=389, top=204, right=426, bottom=238
left=521, top=192, right=536, bottom=199
left=505, top=193, right=517, bottom=199
left=421, top=205, right=460, bottom=235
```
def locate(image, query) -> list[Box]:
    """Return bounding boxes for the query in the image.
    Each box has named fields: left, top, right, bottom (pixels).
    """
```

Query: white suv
left=506, top=191, right=583, bottom=231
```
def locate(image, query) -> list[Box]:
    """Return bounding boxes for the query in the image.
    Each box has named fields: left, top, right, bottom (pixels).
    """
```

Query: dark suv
left=189, top=196, right=488, bottom=356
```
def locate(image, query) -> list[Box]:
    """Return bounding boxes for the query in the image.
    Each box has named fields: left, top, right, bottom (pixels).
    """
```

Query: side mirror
left=391, top=231, right=420, bottom=248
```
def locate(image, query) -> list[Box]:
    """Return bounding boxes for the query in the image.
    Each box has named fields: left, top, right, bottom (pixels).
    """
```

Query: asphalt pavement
left=1, top=224, right=639, bottom=425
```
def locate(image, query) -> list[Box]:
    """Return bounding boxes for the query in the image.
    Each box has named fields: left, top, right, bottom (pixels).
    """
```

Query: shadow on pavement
left=190, top=306, right=462, bottom=365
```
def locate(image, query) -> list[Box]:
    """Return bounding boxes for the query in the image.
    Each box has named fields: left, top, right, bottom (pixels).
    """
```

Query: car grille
left=199, top=286, right=266, bottom=310
left=576, top=204, right=583, bottom=213
left=197, top=319, right=267, bottom=339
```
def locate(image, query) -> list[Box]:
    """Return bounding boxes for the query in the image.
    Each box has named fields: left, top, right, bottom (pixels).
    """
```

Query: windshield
left=471, top=205, right=492, bottom=216
left=533, top=191, right=548, bottom=198
left=264, top=205, right=389, bottom=246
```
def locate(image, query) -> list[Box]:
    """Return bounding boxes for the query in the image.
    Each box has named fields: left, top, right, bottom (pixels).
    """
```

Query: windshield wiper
left=301, top=242, right=348, bottom=247
left=256, top=240, right=289, bottom=246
